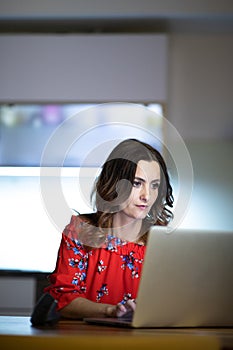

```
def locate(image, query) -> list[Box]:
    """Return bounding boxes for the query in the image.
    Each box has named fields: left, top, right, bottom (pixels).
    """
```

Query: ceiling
left=0, top=0, right=233, bottom=34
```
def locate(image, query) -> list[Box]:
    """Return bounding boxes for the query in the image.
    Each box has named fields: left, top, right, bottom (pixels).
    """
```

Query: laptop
left=84, top=226, right=233, bottom=328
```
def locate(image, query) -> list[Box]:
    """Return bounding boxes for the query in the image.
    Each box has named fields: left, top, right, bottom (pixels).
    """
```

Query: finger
left=117, top=303, right=126, bottom=312
left=115, top=303, right=127, bottom=317
left=125, top=299, right=136, bottom=311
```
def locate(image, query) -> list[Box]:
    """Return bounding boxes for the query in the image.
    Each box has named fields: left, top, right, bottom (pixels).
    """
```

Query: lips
left=136, top=205, right=148, bottom=210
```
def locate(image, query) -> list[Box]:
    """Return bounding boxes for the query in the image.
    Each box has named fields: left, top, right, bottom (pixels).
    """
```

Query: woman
left=45, top=139, right=174, bottom=319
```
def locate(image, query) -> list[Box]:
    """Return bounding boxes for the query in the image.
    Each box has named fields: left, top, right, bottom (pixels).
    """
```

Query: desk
left=0, top=316, right=233, bottom=350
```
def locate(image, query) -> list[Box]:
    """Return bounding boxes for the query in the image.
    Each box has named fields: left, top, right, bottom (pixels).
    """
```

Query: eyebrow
left=134, top=176, right=160, bottom=183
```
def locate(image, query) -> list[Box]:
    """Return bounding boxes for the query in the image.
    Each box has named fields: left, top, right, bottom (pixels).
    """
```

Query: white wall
left=168, top=33, right=233, bottom=230
left=168, top=33, right=233, bottom=141
left=0, top=34, right=168, bottom=103
left=0, top=277, right=35, bottom=315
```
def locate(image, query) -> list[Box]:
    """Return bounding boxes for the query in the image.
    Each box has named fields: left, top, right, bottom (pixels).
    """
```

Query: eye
left=151, top=182, right=160, bottom=190
left=133, top=180, right=142, bottom=188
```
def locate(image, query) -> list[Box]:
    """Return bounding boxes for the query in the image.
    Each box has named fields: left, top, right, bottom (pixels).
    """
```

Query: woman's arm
left=60, top=297, right=136, bottom=319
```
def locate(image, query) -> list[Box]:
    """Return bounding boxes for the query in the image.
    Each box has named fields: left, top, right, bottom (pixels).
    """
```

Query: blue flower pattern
left=97, top=260, right=107, bottom=274
left=121, top=251, right=143, bottom=278
left=120, top=293, right=134, bottom=305
left=96, top=283, right=109, bottom=302
left=105, top=234, right=127, bottom=252
left=66, top=238, right=88, bottom=290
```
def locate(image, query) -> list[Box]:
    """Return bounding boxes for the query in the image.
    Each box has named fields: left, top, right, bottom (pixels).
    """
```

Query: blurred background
left=0, top=0, right=232, bottom=315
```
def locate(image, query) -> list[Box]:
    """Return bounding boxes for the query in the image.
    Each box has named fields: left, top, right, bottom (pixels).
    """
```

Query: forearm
left=60, top=297, right=116, bottom=319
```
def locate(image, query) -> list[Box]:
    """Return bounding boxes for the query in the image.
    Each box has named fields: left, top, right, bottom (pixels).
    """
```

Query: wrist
left=105, top=305, right=115, bottom=317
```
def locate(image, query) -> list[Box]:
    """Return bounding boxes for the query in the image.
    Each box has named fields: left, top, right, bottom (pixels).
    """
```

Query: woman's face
left=118, top=160, right=160, bottom=223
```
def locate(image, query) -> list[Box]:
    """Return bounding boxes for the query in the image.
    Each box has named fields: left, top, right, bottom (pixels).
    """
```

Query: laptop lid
left=132, top=226, right=233, bottom=328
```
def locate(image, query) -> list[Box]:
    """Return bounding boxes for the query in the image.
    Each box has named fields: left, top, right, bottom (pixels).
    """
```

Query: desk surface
left=0, top=316, right=233, bottom=350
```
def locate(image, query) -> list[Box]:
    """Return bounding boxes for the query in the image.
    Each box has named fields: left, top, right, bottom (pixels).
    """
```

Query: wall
left=0, top=34, right=168, bottom=103
left=168, top=33, right=233, bottom=141
left=168, top=33, right=233, bottom=230
left=0, top=0, right=232, bottom=19
left=0, top=277, right=35, bottom=316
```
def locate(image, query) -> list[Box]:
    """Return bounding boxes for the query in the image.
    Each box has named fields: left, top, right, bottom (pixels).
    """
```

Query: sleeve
left=44, top=215, right=89, bottom=310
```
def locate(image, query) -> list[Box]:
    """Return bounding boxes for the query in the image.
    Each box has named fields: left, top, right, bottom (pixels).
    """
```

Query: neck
left=112, top=214, right=142, bottom=242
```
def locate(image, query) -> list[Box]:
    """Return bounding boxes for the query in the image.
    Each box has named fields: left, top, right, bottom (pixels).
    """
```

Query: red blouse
left=45, top=215, right=146, bottom=311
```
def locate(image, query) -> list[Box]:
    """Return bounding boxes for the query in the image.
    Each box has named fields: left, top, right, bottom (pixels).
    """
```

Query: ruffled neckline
left=68, top=215, right=146, bottom=256
left=102, top=234, right=145, bottom=257
left=105, top=234, right=144, bottom=246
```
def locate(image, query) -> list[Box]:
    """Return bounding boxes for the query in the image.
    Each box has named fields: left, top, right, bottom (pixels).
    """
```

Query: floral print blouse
left=45, top=215, right=146, bottom=311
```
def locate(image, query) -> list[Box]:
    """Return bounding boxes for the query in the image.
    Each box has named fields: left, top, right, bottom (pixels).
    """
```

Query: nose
left=140, top=184, right=150, bottom=202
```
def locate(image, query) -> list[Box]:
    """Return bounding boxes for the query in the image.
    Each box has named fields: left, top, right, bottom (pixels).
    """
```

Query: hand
left=106, top=299, right=136, bottom=318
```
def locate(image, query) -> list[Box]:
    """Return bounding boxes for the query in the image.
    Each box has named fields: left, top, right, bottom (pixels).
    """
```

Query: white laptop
left=85, top=226, right=233, bottom=328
